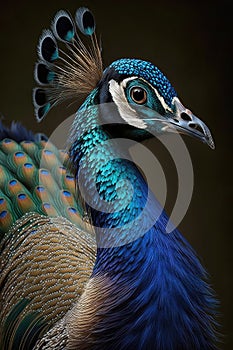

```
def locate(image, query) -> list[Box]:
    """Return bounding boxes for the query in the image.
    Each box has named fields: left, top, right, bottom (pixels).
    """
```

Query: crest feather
left=33, top=7, right=103, bottom=122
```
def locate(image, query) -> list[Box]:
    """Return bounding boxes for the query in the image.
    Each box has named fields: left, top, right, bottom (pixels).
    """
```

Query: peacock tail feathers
left=0, top=122, right=92, bottom=238
left=0, top=121, right=96, bottom=348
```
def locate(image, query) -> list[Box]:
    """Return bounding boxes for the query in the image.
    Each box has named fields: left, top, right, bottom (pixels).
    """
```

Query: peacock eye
left=130, top=87, right=147, bottom=104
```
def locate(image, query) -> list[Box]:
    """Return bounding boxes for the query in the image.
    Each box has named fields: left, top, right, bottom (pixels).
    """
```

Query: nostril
left=173, top=118, right=179, bottom=123
left=189, top=123, right=196, bottom=128
left=189, top=123, right=204, bottom=134
left=180, top=112, right=192, bottom=121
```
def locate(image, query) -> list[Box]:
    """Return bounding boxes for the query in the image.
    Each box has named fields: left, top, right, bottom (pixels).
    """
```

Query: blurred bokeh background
left=0, top=0, right=232, bottom=348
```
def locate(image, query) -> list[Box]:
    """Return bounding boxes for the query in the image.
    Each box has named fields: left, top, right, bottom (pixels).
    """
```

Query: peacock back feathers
left=0, top=122, right=96, bottom=349
left=0, top=121, right=91, bottom=237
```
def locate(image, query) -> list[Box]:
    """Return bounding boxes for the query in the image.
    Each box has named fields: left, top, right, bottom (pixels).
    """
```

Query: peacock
left=0, top=7, right=219, bottom=350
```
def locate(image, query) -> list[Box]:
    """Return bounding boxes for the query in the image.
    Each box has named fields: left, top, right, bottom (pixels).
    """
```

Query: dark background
left=0, top=1, right=232, bottom=348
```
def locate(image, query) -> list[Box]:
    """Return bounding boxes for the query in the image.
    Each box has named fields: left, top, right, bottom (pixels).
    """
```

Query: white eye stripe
left=121, top=76, right=138, bottom=88
left=122, top=77, right=173, bottom=113
left=108, top=79, right=147, bottom=129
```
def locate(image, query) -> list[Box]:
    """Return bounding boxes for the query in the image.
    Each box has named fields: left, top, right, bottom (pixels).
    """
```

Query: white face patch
left=108, top=77, right=173, bottom=129
left=108, top=78, right=147, bottom=129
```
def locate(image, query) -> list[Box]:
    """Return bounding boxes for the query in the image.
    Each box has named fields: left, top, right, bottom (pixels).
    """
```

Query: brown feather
left=0, top=212, right=96, bottom=347
left=48, top=34, right=102, bottom=107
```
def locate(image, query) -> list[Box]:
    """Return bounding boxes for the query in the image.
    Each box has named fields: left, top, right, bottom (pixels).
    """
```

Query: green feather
left=0, top=138, right=88, bottom=239
left=0, top=191, right=15, bottom=235
left=1, top=299, right=30, bottom=350
left=12, top=311, right=46, bottom=350
left=1, top=298, right=47, bottom=350
left=0, top=139, right=22, bottom=154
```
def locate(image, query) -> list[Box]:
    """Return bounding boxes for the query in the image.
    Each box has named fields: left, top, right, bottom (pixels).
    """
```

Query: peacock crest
left=33, top=8, right=102, bottom=121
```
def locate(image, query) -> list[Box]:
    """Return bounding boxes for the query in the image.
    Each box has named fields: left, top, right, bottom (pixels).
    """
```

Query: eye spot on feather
left=33, top=7, right=102, bottom=121
left=43, top=202, right=51, bottom=209
left=37, top=186, right=45, bottom=192
left=34, top=89, right=47, bottom=106
left=63, top=190, right=72, bottom=197
left=24, top=163, right=33, bottom=168
left=54, top=13, right=75, bottom=42
left=18, top=193, right=26, bottom=200
left=0, top=210, right=7, bottom=218
left=3, top=139, right=12, bottom=144
left=76, top=7, right=96, bottom=36
left=13, top=152, right=27, bottom=165
left=68, top=207, right=77, bottom=213
left=40, top=33, right=59, bottom=62
left=36, top=63, right=55, bottom=85
left=15, top=152, right=24, bottom=158
left=1, top=139, right=20, bottom=153
left=40, top=169, right=49, bottom=175
left=9, top=180, right=17, bottom=186
left=44, top=149, right=53, bottom=155
left=42, top=202, right=57, bottom=216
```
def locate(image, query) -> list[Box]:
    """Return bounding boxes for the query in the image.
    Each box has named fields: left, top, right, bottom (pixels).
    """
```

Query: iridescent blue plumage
left=68, top=89, right=219, bottom=349
left=0, top=6, right=219, bottom=350
left=110, top=58, right=177, bottom=108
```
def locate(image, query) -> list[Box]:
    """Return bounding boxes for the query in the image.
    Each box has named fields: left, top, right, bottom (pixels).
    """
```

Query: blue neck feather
left=69, top=90, right=218, bottom=349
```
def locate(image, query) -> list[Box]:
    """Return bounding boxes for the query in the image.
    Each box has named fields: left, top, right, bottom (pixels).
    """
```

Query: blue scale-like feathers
left=68, top=87, right=219, bottom=349
left=110, top=58, right=177, bottom=108
left=0, top=5, right=219, bottom=350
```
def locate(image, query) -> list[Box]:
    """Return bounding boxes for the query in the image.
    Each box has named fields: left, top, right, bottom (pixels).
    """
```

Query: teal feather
left=0, top=198, right=14, bottom=235
left=52, top=10, right=75, bottom=43
left=14, top=193, right=37, bottom=216
left=17, top=163, right=38, bottom=189
left=2, top=299, right=31, bottom=350
left=0, top=136, right=91, bottom=238
left=0, top=138, right=22, bottom=153
left=75, top=7, right=96, bottom=36
left=0, top=164, right=13, bottom=189
left=0, top=4, right=219, bottom=350
left=12, top=311, right=45, bottom=350
left=21, top=141, right=40, bottom=159
left=0, top=125, right=95, bottom=350
left=2, top=300, right=45, bottom=350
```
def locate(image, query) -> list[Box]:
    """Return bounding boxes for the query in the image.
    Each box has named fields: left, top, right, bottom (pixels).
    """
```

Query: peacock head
left=96, top=58, right=214, bottom=147
left=33, top=7, right=214, bottom=149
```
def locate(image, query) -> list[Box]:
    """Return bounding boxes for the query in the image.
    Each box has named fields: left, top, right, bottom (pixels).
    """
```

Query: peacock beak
left=162, top=97, right=215, bottom=149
